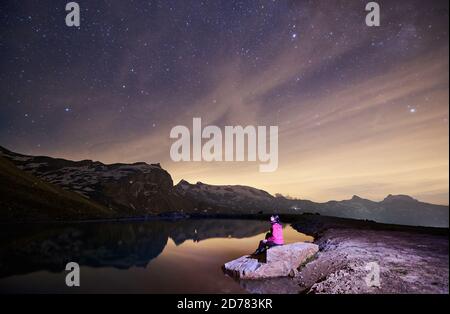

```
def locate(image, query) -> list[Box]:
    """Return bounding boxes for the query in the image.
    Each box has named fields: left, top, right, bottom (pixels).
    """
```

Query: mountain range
left=0, top=145, right=448, bottom=227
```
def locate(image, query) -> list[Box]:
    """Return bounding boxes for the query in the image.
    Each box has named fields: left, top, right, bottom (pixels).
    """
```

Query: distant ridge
left=174, top=179, right=448, bottom=227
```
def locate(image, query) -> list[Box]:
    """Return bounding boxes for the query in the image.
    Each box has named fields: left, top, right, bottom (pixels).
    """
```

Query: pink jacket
left=267, top=222, right=284, bottom=245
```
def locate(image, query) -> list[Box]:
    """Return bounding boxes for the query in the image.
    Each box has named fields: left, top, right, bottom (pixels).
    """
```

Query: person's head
left=270, top=214, right=280, bottom=224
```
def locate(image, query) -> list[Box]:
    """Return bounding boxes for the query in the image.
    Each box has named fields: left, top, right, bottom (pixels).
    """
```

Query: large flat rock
left=223, top=242, right=319, bottom=279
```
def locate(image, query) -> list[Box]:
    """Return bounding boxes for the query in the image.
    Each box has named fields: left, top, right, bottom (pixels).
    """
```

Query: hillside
left=0, top=155, right=116, bottom=222
left=0, top=146, right=192, bottom=216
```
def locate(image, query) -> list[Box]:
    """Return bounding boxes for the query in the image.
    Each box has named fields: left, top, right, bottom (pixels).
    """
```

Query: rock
left=288, top=268, right=297, bottom=278
left=223, top=242, right=319, bottom=279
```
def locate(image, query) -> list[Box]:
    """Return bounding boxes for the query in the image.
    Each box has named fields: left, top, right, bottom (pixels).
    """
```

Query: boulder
left=223, top=242, right=319, bottom=279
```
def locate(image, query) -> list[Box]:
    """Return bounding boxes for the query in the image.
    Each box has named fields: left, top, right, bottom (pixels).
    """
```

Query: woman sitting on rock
left=253, top=215, right=284, bottom=255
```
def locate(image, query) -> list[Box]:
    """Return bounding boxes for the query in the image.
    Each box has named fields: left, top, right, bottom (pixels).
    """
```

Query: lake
left=0, top=219, right=313, bottom=293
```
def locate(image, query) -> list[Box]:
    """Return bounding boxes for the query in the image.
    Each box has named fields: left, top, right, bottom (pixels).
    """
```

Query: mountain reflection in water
left=0, top=219, right=312, bottom=293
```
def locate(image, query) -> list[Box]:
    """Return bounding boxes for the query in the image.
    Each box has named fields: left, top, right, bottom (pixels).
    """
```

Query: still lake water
left=0, top=219, right=312, bottom=293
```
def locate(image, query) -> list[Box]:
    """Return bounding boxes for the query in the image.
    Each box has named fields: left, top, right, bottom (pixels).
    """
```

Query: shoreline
left=237, top=215, right=449, bottom=294
left=1, top=213, right=448, bottom=235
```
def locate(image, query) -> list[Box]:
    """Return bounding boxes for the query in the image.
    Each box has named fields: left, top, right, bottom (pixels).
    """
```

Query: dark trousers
left=255, top=232, right=280, bottom=254
left=257, top=239, right=278, bottom=251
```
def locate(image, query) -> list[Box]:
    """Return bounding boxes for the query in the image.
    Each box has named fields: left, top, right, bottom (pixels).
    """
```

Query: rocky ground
left=296, top=228, right=449, bottom=293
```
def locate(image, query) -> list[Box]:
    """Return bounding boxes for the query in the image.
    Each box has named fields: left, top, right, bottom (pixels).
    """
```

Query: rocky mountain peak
left=383, top=194, right=418, bottom=202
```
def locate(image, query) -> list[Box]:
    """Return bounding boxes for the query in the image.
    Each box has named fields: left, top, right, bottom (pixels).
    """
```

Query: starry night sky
left=0, top=0, right=448, bottom=204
